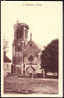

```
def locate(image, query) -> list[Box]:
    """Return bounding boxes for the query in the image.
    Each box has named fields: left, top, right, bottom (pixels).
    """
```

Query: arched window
left=28, top=55, right=33, bottom=62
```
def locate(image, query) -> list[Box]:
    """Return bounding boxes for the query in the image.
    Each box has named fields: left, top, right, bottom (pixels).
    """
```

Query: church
left=12, top=22, right=42, bottom=76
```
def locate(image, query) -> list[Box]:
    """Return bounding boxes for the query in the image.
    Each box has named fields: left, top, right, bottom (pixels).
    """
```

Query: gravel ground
left=4, top=76, right=58, bottom=94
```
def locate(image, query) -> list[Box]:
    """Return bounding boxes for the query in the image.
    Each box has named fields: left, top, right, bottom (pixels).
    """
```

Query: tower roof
left=14, top=22, right=29, bottom=30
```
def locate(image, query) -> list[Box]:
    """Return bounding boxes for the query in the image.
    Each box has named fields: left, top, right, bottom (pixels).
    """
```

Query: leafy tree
left=41, top=39, right=58, bottom=75
left=3, top=40, right=8, bottom=56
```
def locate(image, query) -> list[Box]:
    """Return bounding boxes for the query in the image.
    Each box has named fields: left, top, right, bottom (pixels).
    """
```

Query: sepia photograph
left=1, top=1, right=63, bottom=97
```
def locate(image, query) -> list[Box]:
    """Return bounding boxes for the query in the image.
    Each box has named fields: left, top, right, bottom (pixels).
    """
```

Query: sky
left=1, top=1, right=63, bottom=59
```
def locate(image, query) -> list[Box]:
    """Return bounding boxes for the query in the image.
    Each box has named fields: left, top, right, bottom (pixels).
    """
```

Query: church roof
left=24, top=40, right=41, bottom=57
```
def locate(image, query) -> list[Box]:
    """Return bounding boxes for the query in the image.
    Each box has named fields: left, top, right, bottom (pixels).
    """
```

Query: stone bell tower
left=12, top=21, right=29, bottom=74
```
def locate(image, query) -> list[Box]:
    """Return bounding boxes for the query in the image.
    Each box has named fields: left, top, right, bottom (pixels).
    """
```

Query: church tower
left=12, top=21, right=29, bottom=74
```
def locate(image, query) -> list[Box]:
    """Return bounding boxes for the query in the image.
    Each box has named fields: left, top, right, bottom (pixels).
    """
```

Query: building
left=12, top=22, right=42, bottom=76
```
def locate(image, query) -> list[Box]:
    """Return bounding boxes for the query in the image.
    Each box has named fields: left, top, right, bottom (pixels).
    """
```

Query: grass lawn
left=4, top=76, right=58, bottom=94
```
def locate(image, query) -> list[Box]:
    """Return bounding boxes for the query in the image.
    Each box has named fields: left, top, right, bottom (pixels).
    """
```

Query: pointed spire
left=30, top=33, right=32, bottom=41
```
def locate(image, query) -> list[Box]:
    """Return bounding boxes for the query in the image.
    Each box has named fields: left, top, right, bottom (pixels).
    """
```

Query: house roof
left=24, top=40, right=41, bottom=57
left=4, top=55, right=11, bottom=63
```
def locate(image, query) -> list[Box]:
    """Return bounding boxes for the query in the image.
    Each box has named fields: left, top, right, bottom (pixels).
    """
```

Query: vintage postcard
left=1, top=1, right=63, bottom=97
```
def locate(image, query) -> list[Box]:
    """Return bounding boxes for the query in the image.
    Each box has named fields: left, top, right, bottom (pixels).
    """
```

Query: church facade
left=12, top=22, right=42, bottom=76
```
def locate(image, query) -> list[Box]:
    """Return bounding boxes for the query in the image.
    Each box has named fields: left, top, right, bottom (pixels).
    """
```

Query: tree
left=3, top=40, right=8, bottom=54
left=41, top=39, right=58, bottom=76
left=3, top=40, right=9, bottom=61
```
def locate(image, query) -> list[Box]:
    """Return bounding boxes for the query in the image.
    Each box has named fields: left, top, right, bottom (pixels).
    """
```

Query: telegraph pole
left=22, top=25, right=25, bottom=76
